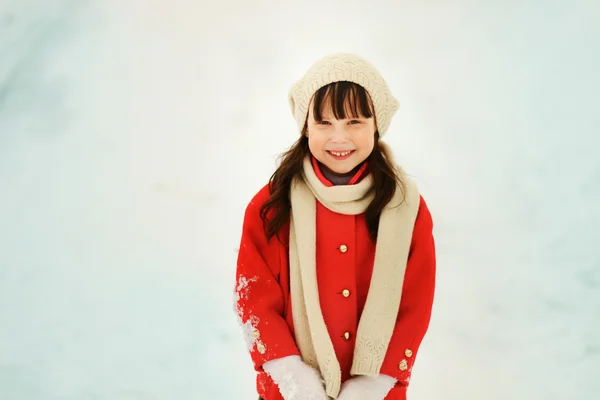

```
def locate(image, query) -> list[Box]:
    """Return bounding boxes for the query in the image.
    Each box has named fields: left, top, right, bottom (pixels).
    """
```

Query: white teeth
left=330, top=150, right=352, bottom=157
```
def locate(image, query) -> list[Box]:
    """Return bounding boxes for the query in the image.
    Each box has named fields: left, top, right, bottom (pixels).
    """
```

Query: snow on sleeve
left=234, top=274, right=258, bottom=315
left=234, top=274, right=266, bottom=352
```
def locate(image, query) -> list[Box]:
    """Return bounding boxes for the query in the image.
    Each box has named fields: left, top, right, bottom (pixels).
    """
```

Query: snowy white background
left=1, top=0, right=599, bottom=399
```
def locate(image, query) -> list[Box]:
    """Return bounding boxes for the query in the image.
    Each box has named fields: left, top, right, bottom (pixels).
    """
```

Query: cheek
left=357, top=130, right=375, bottom=150
left=307, top=130, right=325, bottom=149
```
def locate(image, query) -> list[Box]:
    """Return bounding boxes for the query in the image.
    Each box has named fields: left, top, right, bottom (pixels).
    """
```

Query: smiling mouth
left=327, top=150, right=355, bottom=157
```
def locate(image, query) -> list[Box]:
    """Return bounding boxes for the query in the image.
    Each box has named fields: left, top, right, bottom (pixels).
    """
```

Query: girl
left=234, top=53, right=436, bottom=400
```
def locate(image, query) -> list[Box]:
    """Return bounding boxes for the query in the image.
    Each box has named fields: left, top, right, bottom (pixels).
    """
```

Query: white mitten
left=262, top=355, right=329, bottom=400
left=336, top=374, right=397, bottom=400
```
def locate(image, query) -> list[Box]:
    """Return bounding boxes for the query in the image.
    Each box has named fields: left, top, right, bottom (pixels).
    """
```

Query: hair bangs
left=312, top=81, right=375, bottom=122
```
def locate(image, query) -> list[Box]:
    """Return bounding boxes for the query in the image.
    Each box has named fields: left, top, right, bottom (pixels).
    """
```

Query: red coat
left=235, top=159, right=436, bottom=400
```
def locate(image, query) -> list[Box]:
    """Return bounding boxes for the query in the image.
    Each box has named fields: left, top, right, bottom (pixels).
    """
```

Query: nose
left=330, top=124, right=349, bottom=142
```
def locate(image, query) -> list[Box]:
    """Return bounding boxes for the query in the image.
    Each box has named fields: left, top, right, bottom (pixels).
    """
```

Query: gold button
left=398, top=360, right=408, bottom=371
left=343, top=332, right=351, bottom=340
left=342, top=289, right=350, bottom=297
left=339, top=244, right=348, bottom=253
left=405, top=349, right=413, bottom=358
left=256, top=343, right=266, bottom=354
left=252, top=330, right=261, bottom=339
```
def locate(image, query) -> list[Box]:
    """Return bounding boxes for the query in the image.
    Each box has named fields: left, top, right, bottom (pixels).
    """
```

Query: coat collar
left=310, top=155, right=369, bottom=187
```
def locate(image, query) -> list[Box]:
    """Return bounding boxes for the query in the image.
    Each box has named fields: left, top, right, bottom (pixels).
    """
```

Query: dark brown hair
left=260, top=81, right=405, bottom=242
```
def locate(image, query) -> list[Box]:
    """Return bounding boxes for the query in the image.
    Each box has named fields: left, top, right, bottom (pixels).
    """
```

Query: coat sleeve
left=379, top=195, right=436, bottom=386
left=234, top=194, right=301, bottom=371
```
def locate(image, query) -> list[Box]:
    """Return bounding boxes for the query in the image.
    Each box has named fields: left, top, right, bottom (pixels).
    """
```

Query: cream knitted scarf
left=289, top=142, right=421, bottom=399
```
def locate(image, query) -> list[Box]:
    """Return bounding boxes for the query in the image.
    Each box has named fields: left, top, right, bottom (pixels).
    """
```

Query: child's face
left=306, top=100, right=376, bottom=175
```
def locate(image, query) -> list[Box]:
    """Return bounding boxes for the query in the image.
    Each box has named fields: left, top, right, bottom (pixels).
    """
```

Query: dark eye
left=348, top=120, right=361, bottom=124
left=318, top=120, right=331, bottom=125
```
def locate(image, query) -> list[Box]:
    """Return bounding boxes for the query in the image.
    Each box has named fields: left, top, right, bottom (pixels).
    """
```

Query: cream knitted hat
left=288, top=53, right=400, bottom=137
